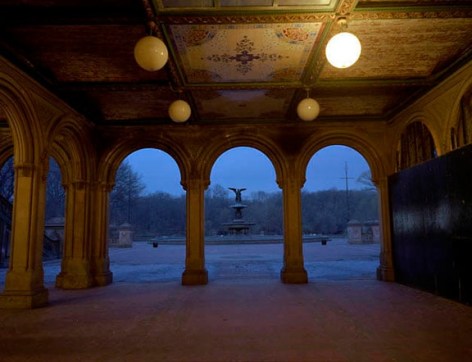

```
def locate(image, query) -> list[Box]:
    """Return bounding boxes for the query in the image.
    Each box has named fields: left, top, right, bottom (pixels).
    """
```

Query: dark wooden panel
left=389, top=144, right=472, bottom=304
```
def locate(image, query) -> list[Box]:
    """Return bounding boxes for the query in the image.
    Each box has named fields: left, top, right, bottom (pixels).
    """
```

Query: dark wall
left=389, top=144, right=472, bottom=305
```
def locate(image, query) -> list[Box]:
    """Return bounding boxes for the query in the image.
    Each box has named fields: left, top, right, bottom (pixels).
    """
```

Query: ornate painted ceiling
left=0, top=0, right=471, bottom=124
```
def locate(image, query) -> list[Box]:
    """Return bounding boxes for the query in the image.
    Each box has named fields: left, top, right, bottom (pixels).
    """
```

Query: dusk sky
left=126, top=145, right=371, bottom=196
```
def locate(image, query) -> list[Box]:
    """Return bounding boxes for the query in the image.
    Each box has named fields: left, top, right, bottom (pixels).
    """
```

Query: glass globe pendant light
left=134, top=35, right=168, bottom=71
left=325, top=18, right=361, bottom=69
left=169, top=99, right=191, bottom=123
left=297, top=89, right=320, bottom=122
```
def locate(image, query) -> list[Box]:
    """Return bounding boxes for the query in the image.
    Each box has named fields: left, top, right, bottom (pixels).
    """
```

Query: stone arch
left=299, top=129, right=396, bottom=281
left=396, top=119, right=436, bottom=171
left=200, top=133, right=285, bottom=190
left=449, top=81, right=472, bottom=150
left=99, top=136, right=189, bottom=191
left=299, top=131, right=386, bottom=186
left=0, top=74, right=45, bottom=165
left=47, top=115, right=95, bottom=186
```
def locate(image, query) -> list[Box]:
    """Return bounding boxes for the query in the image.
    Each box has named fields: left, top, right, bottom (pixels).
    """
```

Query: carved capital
left=181, top=178, right=210, bottom=191
left=71, top=180, right=89, bottom=190
left=14, top=163, right=35, bottom=177
left=278, top=175, right=305, bottom=190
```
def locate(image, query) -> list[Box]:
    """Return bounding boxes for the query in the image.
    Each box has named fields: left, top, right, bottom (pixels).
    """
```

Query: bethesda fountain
left=223, top=187, right=254, bottom=235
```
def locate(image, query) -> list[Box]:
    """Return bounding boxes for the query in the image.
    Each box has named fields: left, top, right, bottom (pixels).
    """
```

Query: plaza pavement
left=108, top=238, right=380, bottom=284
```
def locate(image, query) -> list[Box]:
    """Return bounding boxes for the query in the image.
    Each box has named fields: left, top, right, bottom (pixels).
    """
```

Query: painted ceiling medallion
left=204, top=35, right=287, bottom=75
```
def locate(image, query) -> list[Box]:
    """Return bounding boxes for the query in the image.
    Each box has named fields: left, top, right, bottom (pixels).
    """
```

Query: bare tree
left=45, top=158, right=65, bottom=219
left=110, top=160, right=145, bottom=225
left=356, top=170, right=376, bottom=191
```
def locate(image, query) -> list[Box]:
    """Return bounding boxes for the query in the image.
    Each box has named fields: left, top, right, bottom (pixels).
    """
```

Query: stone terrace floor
left=2, top=239, right=472, bottom=362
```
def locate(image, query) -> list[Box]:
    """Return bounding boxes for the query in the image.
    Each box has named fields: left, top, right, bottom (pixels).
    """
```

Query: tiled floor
left=1, top=240, right=471, bottom=361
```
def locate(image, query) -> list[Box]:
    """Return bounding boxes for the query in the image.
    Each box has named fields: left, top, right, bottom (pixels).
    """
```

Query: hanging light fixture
left=134, top=3, right=168, bottom=72
left=169, top=99, right=191, bottom=123
left=297, top=89, right=320, bottom=122
left=134, top=35, right=168, bottom=71
left=325, top=18, right=361, bottom=69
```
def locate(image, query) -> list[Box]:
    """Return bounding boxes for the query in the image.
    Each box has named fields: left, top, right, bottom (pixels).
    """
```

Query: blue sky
left=126, top=145, right=371, bottom=196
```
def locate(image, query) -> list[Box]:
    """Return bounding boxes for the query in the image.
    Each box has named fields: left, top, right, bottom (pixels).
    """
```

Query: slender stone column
left=55, top=180, right=93, bottom=289
left=181, top=178, right=208, bottom=285
left=280, top=177, right=308, bottom=284
left=90, top=182, right=113, bottom=286
left=0, top=163, right=49, bottom=308
left=375, top=177, right=395, bottom=281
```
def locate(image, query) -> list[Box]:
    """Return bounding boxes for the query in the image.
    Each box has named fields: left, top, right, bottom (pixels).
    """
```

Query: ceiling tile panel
left=86, top=88, right=174, bottom=121
left=320, top=18, right=472, bottom=80
left=193, top=89, right=294, bottom=120
left=8, top=25, right=169, bottom=83
left=169, top=22, right=322, bottom=84
left=319, top=94, right=399, bottom=116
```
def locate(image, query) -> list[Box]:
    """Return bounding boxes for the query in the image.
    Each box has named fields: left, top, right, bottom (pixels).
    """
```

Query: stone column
left=0, top=163, right=49, bottom=308
left=90, top=182, right=113, bottom=286
left=181, top=178, right=208, bottom=285
left=280, top=177, right=308, bottom=284
left=55, top=180, right=93, bottom=289
left=375, top=177, right=395, bottom=281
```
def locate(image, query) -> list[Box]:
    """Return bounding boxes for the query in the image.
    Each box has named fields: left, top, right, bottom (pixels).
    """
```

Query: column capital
left=14, top=163, right=36, bottom=177
left=91, top=181, right=114, bottom=193
left=181, top=177, right=210, bottom=191
left=63, top=179, right=91, bottom=190
left=277, top=175, right=305, bottom=190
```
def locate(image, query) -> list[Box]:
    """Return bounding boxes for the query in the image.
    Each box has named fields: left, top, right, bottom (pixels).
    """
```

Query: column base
left=280, top=267, right=308, bottom=284
left=94, top=272, right=113, bottom=287
left=56, top=272, right=94, bottom=289
left=377, top=265, right=395, bottom=282
left=182, top=269, right=208, bottom=285
left=0, top=288, right=49, bottom=309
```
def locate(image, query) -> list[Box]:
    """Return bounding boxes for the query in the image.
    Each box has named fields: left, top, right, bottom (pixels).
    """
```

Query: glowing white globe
left=325, top=32, right=361, bottom=69
left=297, top=98, right=320, bottom=121
left=169, top=100, right=191, bottom=123
left=134, top=35, right=168, bottom=71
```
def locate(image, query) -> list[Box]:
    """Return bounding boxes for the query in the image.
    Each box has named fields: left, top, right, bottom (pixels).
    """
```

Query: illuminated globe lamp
left=297, top=91, right=320, bottom=122
left=134, top=35, right=168, bottom=71
left=169, top=99, right=191, bottom=123
left=325, top=18, right=362, bottom=69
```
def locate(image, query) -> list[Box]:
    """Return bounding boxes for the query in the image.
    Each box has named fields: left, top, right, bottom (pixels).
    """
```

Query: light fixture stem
left=337, top=17, right=348, bottom=31
left=142, top=0, right=159, bottom=35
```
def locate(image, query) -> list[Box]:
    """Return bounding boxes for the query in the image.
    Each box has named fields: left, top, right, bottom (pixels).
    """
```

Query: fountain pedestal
left=223, top=188, right=254, bottom=235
